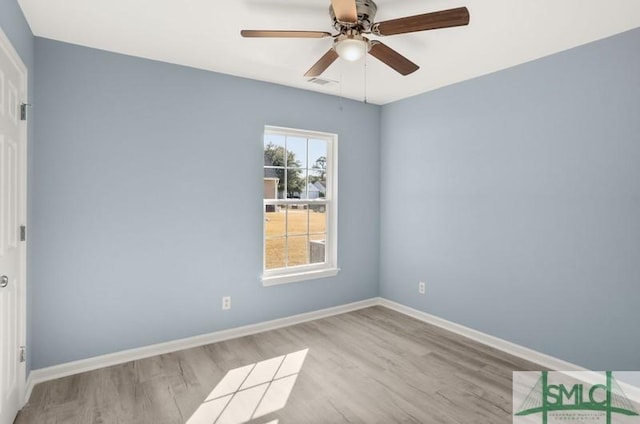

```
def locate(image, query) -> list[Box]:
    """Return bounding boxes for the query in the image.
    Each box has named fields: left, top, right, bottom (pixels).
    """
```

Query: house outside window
left=262, top=126, right=338, bottom=285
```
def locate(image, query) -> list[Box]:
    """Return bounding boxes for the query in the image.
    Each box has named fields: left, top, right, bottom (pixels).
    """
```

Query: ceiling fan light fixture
left=242, top=0, right=470, bottom=77
left=334, top=35, right=369, bottom=61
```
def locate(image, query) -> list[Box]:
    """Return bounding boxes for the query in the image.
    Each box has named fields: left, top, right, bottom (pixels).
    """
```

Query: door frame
left=0, top=24, right=28, bottom=408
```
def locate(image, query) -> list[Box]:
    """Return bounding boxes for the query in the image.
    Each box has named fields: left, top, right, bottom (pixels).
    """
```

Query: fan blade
left=304, top=49, right=339, bottom=77
left=373, top=7, right=469, bottom=36
left=241, top=30, right=332, bottom=38
left=368, top=41, right=419, bottom=76
left=331, top=0, right=358, bottom=23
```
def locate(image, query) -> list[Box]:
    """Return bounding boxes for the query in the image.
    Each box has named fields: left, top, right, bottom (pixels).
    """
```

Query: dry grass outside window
left=265, top=208, right=326, bottom=269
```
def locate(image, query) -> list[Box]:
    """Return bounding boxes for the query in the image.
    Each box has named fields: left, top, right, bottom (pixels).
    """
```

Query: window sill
left=262, top=267, right=340, bottom=287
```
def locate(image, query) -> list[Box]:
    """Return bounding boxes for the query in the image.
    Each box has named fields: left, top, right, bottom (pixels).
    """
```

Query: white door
left=0, top=26, right=27, bottom=424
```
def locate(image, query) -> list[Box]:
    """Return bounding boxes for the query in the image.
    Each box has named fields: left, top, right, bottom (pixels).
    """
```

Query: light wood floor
left=16, top=306, right=542, bottom=423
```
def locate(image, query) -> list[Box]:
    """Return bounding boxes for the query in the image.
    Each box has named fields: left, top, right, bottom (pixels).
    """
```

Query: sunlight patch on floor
left=186, top=349, right=308, bottom=424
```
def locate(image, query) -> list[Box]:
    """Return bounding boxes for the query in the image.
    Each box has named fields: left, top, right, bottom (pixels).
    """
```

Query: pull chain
left=363, top=46, right=368, bottom=104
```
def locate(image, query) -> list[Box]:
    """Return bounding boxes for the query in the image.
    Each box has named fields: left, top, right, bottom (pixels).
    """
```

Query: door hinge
left=20, top=103, right=31, bottom=121
left=19, top=346, right=26, bottom=363
left=20, top=225, right=26, bottom=242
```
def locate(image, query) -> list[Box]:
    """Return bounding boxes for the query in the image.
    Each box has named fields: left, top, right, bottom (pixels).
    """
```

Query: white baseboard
left=24, top=297, right=379, bottom=405
left=29, top=296, right=628, bottom=407
left=377, top=298, right=585, bottom=372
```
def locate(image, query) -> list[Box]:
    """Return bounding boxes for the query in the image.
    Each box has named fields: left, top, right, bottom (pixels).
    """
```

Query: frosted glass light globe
left=335, top=38, right=367, bottom=61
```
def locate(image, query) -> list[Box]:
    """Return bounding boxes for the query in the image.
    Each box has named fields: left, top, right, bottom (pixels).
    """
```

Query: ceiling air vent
left=307, top=77, right=336, bottom=86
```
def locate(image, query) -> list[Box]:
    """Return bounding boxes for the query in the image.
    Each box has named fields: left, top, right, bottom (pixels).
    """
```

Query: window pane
left=264, top=135, right=286, bottom=167
left=287, top=206, right=308, bottom=236
left=309, top=235, right=326, bottom=264
left=308, top=170, right=326, bottom=199
left=265, top=237, right=286, bottom=270
left=265, top=206, right=285, bottom=237
left=287, top=235, right=309, bottom=267
left=264, top=136, right=287, bottom=198
left=286, top=136, right=307, bottom=169
left=309, top=207, right=326, bottom=234
left=308, top=139, right=327, bottom=173
left=286, top=168, right=305, bottom=199
left=263, top=168, right=286, bottom=199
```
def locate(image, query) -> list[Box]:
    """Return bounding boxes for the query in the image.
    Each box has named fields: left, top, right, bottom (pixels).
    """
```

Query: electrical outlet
left=222, top=296, right=231, bottom=310
left=418, top=282, right=426, bottom=295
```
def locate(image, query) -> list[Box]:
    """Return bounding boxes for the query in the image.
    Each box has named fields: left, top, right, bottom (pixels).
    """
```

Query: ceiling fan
left=241, top=0, right=470, bottom=77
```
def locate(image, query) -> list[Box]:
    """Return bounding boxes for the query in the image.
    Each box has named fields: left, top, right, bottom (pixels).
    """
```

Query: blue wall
left=0, top=0, right=34, bottom=374
left=32, top=38, right=381, bottom=369
left=380, top=28, right=640, bottom=370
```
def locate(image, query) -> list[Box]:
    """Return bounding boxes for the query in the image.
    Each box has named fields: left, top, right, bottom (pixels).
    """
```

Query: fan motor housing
left=330, top=0, right=378, bottom=32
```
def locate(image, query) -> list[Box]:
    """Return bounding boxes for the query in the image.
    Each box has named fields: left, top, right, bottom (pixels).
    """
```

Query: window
left=262, top=126, right=338, bottom=285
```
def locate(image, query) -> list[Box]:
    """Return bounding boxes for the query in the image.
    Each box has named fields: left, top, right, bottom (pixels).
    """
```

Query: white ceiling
left=18, top=0, right=640, bottom=105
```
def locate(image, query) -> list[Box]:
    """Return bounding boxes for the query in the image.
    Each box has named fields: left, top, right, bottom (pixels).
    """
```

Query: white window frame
left=262, top=126, right=339, bottom=286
